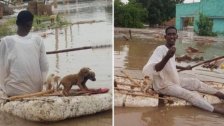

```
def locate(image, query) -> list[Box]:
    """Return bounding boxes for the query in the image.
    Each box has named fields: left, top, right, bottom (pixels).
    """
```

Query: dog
left=58, top=67, right=96, bottom=96
left=44, top=74, right=61, bottom=91
left=141, top=76, right=152, bottom=93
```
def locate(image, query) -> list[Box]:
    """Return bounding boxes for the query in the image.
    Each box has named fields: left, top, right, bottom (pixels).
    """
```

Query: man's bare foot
left=215, top=92, right=224, bottom=99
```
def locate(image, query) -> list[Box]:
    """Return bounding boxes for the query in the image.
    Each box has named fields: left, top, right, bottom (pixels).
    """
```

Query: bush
left=114, top=0, right=148, bottom=28
left=0, top=25, right=14, bottom=37
left=0, top=18, right=16, bottom=38
left=196, top=13, right=216, bottom=36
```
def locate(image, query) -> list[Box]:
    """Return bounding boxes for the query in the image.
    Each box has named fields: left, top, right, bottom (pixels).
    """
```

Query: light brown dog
left=141, top=76, right=152, bottom=93
left=44, top=74, right=61, bottom=91
left=58, top=67, right=96, bottom=96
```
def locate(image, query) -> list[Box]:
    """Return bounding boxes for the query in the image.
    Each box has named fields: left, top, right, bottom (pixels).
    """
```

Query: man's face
left=164, top=28, right=178, bottom=46
left=22, top=21, right=33, bottom=33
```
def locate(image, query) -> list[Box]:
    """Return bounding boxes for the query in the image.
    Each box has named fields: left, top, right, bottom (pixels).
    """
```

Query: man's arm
left=155, top=47, right=176, bottom=72
left=0, top=38, right=9, bottom=88
left=39, top=38, right=49, bottom=82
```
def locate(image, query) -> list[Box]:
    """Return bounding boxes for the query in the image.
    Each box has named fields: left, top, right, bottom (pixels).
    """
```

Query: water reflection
left=115, top=106, right=224, bottom=126
left=0, top=110, right=112, bottom=126
left=43, top=0, right=112, bottom=90
left=114, top=37, right=224, bottom=70
left=55, top=28, right=59, bottom=73
left=114, top=39, right=164, bottom=70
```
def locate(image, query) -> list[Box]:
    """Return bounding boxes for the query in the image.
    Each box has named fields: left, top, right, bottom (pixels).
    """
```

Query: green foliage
left=136, top=0, right=184, bottom=26
left=0, top=25, right=14, bottom=37
left=196, top=13, right=216, bottom=36
left=0, top=18, right=16, bottom=37
left=114, top=0, right=148, bottom=28
left=0, top=15, right=69, bottom=37
left=33, top=15, right=69, bottom=31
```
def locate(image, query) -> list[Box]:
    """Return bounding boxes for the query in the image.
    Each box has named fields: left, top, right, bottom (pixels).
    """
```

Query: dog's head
left=79, top=67, right=91, bottom=76
left=87, top=71, right=96, bottom=81
left=79, top=67, right=96, bottom=81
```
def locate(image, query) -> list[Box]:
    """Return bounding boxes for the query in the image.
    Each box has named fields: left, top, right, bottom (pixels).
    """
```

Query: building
left=176, top=0, right=224, bottom=33
left=0, top=4, right=3, bottom=19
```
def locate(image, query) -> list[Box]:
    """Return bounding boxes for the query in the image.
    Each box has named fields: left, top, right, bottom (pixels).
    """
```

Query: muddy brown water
left=115, top=34, right=224, bottom=126
left=115, top=106, right=224, bottom=126
left=0, top=0, right=112, bottom=125
left=0, top=110, right=112, bottom=126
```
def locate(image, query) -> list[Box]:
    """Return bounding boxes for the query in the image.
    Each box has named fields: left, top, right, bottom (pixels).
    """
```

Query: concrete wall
left=213, top=18, right=224, bottom=33
left=176, top=2, right=200, bottom=30
left=176, top=0, right=224, bottom=33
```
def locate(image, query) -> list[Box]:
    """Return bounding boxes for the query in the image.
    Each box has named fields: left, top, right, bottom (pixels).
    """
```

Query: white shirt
left=143, top=45, right=180, bottom=91
left=0, top=34, right=49, bottom=96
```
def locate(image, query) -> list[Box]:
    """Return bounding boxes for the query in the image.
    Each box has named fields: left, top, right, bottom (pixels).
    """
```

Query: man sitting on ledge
left=143, top=26, right=224, bottom=114
left=0, top=10, right=49, bottom=96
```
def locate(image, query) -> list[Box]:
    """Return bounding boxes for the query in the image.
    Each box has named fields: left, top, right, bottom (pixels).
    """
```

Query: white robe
left=142, top=45, right=180, bottom=91
left=142, top=45, right=218, bottom=112
left=0, top=34, right=49, bottom=96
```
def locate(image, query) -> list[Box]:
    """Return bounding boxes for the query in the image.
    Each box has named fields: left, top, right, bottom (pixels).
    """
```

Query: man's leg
left=214, top=92, right=224, bottom=99
left=158, top=85, right=215, bottom=112
left=180, top=78, right=224, bottom=99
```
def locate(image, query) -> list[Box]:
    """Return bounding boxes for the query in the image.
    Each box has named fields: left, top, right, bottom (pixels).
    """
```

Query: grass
left=0, top=18, right=16, bottom=37
left=0, top=15, right=70, bottom=38
left=33, top=14, right=70, bottom=31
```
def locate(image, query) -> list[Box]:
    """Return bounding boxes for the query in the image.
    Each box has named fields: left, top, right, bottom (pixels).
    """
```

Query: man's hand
left=166, top=46, right=176, bottom=58
left=155, top=46, right=176, bottom=72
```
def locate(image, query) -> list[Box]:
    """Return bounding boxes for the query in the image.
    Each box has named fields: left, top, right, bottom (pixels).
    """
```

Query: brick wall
left=28, top=1, right=52, bottom=16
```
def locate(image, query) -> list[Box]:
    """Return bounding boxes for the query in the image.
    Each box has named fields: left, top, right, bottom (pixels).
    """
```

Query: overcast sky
left=121, top=0, right=200, bottom=4
left=184, top=0, right=200, bottom=3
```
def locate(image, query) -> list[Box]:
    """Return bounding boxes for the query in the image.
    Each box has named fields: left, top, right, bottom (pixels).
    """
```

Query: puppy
left=58, top=67, right=96, bottom=96
left=141, top=76, right=152, bottom=93
left=44, top=74, right=61, bottom=91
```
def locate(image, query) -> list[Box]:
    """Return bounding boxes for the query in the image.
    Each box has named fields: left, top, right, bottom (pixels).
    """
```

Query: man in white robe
left=143, top=26, right=224, bottom=114
left=0, top=10, right=49, bottom=96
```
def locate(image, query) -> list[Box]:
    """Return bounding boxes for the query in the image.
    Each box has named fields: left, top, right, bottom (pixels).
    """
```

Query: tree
left=196, top=13, right=216, bottom=36
left=114, top=0, right=148, bottom=28
left=136, top=0, right=184, bottom=26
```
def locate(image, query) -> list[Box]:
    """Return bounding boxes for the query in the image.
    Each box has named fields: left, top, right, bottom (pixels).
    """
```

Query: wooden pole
left=9, top=89, right=54, bottom=101
left=115, top=87, right=142, bottom=92
left=46, top=44, right=112, bottom=54
left=116, top=82, right=140, bottom=87
left=178, top=56, right=224, bottom=72
left=120, top=70, right=142, bottom=86
left=129, top=29, right=132, bottom=40
left=117, top=91, right=172, bottom=100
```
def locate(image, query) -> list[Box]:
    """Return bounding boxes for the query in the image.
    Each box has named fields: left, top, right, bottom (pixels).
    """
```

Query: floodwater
left=115, top=34, right=224, bottom=70
left=114, top=31, right=224, bottom=126
left=0, top=0, right=112, bottom=125
left=115, top=105, right=224, bottom=126
left=0, top=110, right=112, bottom=126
